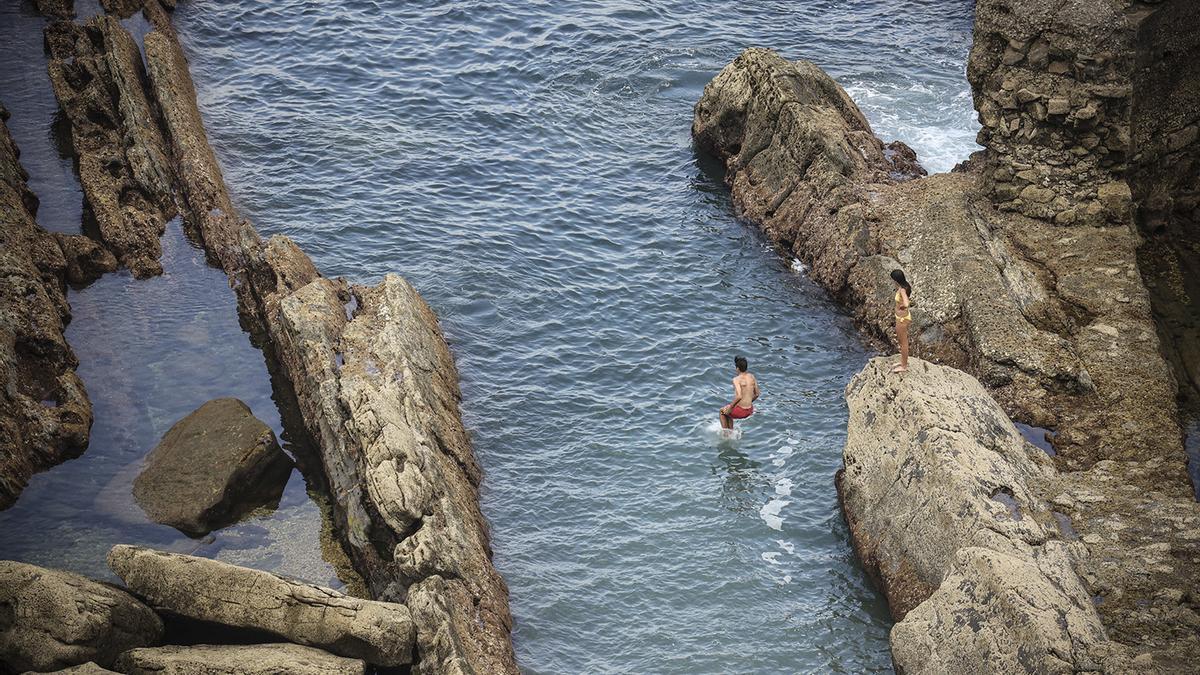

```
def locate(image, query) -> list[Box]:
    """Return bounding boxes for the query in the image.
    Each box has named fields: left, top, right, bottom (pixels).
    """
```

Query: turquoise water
left=171, top=1, right=978, bottom=671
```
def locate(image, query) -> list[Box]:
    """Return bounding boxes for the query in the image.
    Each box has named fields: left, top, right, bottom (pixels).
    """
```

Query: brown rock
left=114, top=644, right=365, bottom=675
left=131, top=398, right=293, bottom=537
left=0, top=561, right=163, bottom=672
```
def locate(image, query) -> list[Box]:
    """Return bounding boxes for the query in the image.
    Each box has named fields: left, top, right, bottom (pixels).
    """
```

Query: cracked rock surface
left=0, top=560, right=163, bottom=673
left=107, top=545, right=415, bottom=668
left=114, top=643, right=365, bottom=675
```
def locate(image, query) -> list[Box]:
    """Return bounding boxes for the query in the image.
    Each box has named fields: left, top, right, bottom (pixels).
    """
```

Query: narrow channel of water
left=0, top=1, right=353, bottom=592
left=171, top=1, right=979, bottom=671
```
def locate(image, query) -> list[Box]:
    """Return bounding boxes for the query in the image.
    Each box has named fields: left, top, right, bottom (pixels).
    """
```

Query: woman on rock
left=891, top=269, right=913, bottom=373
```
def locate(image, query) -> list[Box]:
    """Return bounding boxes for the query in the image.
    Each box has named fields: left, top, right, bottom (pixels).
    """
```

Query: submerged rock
left=132, top=398, right=292, bottom=537
left=107, top=545, right=414, bottom=667
left=114, top=643, right=365, bottom=675
left=0, top=560, right=163, bottom=673
left=0, top=107, right=93, bottom=509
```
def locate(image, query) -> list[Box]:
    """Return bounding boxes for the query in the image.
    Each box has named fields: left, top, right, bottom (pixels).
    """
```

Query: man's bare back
left=720, top=355, right=760, bottom=430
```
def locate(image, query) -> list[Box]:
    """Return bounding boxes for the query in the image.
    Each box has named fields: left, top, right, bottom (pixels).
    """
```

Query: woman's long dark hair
left=890, top=269, right=913, bottom=297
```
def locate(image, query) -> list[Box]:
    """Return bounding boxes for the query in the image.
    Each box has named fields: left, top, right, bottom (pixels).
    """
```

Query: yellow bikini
left=895, top=290, right=912, bottom=323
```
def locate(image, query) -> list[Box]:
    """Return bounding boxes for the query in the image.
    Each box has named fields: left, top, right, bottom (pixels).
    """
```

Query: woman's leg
left=893, top=320, right=909, bottom=372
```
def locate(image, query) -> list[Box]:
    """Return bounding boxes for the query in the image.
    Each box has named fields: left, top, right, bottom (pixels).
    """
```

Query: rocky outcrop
left=131, top=398, right=292, bottom=537
left=0, top=106, right=98, bottom=509
left=0, top=560, right=163, bottom=673
left=114, top=643, right=366, bottom=675
left=107, top=545, right=415, bottom=668
left=695, top=8, right=1200, bottom=670
left=120, top=5, right=518, bottom=671
left=43, top=15, right=176, bottom=277
left=693, top=46, right=1179, bottom=473
left=838, top=359, right=1132, bottom=672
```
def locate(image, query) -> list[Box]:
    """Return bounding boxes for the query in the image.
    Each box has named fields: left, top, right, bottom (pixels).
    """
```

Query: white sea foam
left=760, top=498, right=788, bottom=530
left=791, top=258, right=807, bottom=275
left=774, top=477, right=794, bottom=496
left=761, top=551, right=782, bottom=564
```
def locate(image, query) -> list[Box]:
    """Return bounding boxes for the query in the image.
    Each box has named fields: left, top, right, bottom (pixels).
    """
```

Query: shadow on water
left=0, top=4, right=358, bottom=592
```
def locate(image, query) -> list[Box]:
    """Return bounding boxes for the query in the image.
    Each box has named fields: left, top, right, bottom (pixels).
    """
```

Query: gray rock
left=114, top=643, right=364, bottom=675
left=838, top=358, right=1134, bottom=672
left=132, top=398, right=292, bottom=537
left=273, top=275, right=516, bottom=673
left=0, top=561, right=163, bottom=673
left=24, top=663, right=119, bottom=674
left=106, top=546, right=413, bottom=667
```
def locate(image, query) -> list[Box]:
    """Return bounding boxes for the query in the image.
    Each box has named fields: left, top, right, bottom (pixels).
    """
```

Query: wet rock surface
left=0, top=560, right=163, bottom=673
left=131, top=398, right=292, bottom=537
left=107, top=545, right=415, bottom=667
left=113, top=643, right=366, bottom=675
left=0, top=107, right=92, bottom=509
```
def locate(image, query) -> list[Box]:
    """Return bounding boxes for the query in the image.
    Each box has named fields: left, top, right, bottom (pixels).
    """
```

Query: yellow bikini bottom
left=896, top=313, right=912, bottom=323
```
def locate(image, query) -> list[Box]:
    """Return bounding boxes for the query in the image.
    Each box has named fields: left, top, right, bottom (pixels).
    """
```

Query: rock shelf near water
left=694, top=1, right=1200, bottom=669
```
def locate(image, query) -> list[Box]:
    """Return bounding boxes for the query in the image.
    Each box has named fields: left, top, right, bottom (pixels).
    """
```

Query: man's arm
left=723, top=378, right=742, bottom=413
left=752, top=378, right=760, bottom=401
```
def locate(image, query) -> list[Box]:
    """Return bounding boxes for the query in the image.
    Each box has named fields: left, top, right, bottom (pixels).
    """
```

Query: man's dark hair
left=735, top=355, right=748, bottom=372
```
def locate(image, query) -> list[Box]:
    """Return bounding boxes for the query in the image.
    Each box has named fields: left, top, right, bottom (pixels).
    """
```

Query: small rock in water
left=132, top=398, right=293, bottom=537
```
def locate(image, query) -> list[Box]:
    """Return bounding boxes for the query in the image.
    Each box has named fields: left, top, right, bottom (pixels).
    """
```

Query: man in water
left=720, top=355, right=759, bottom=430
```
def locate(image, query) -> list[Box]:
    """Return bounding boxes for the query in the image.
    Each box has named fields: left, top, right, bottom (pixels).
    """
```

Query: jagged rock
left=837, top=358, right=1132, bottom=672
left=693, top=47, right=1180, bottom=473
left=0, top=561, right=163, bottom=673
left=55, top=233, right=119, bottom=285
left=131, top=398, right=292, bottom=537
left=106, top=546, right=414, bottom=667
left=113, top=644, right=365, bottom=675
left=273, top=275, right=515, bottom=673
left=44, top=15, right=174, bottom=277
left=0, top=106, right=92, bottom=509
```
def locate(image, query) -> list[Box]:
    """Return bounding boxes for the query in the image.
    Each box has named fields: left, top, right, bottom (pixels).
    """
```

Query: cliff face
left=693, top=0, right=1200, bottom=670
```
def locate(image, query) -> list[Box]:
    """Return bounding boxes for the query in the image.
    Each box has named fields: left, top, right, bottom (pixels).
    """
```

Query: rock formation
left=131, top=398, right=292, bottom=537
left=0, top=106, right=105, bottom=510
left=695, top=1, right=1200, bottom=669
left=7, top=2, right=517, bottom=669
left=108, top=545, right=415, bottom=668
left=43, top=15, right=176, bottom=277
left=839, top=359, right=1131, bottom=671
left=114, top=643, right=366, bottom=675
left=0, top=560, right=163, bottom=673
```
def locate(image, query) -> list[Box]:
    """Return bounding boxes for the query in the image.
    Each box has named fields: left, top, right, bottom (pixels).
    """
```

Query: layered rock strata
left=0, top=560, right=163, bottom=673
left=15, top=1, right=519, bottom=671
left=0, top=107, right=107, bottom=509
left=131, top=398, right=292, bottom=537
left=694, top=8, right=1200, bottom=670
left=107, top=546, right=415, bottom=667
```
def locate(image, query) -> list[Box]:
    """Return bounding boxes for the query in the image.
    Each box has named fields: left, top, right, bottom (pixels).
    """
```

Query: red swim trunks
left=729, top=405, right=753, bottom=419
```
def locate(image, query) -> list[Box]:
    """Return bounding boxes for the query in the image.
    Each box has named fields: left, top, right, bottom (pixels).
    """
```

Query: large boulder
left=0, top=561, right=163, bottom=673
left=106, top=546, right=414, bottom=667
left=837, top=358, right=1131, bottom=672
left=132, top=398, right=292, bottom=537
left=114, top=643, right=364, bottom=675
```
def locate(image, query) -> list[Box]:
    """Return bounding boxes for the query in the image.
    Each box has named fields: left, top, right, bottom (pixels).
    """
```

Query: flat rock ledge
left=0, top=560, right=163, bottom=673
left=131, top=398, right=292, bottom=537
left=107, top=545, right=414, bottom=668
left=114, top=643, right=365, bottom=675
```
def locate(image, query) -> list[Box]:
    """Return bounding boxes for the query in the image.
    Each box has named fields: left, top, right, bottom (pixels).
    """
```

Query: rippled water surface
left=173, top=1, right=978, bottom=671
left=5, top=0, right=979, bottom=671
